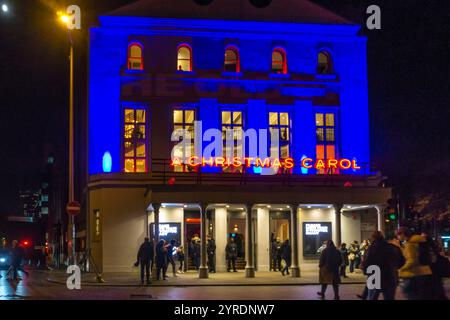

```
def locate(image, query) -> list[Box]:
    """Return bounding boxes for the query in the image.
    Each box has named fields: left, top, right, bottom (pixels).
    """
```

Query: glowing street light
left=1, top=4, right=8, bottom=13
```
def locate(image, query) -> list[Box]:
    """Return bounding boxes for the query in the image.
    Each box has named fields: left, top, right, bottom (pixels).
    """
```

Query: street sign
left=66, top=201, right=81, bottom=216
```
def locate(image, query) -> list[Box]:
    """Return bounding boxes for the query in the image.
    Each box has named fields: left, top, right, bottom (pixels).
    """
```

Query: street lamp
left=1, top=3, right=8, bottom=13
left=57, top=9, right=77, bottom=265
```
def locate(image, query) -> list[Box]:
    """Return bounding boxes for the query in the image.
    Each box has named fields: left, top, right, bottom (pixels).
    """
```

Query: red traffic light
left=22, top=240, right=30, bottom=246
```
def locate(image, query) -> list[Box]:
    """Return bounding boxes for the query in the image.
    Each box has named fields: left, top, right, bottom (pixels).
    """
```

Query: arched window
left=177, top=45, right=192, bottom=71
left=317, top=51, right=332, bottom=74
left=128, top=43, right=143, bottom=70
left=224, top=46, right=240, bottom=72
left=272, top=48, right=287, bottom=74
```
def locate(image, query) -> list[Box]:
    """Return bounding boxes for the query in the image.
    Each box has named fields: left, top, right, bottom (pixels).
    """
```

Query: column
left=334, top=204, right=343, bottom=245
left=256, top=207, right=270, bottom=271
left=245, top=204, right=255, bottom=278
left=375, top=205, right=386, bottom=234
left=215, top=207, right=228, bottom=272
left=199, top=204, right=209, bottom=279
left=290, top=205, right=300, bottom=277
left=152, top=203, right=160, bottom=280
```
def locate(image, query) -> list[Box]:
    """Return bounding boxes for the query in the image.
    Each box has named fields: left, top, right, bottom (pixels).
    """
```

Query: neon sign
left=170, top=156, right=361, bottom=170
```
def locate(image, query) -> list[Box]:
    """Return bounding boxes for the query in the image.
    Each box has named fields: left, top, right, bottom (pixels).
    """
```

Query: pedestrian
left=338, top=243, right=349, bottom=278
left=155, top=239, right=168, bottom=280
left=207, top=236, right=216, bottom=273
left=135, top=237, right=154, bottom=285
left=165, top=239, right=177, bottom=277
left=8, top=240, right=28, bottom=281
left=271, top=238, right=281, bottom=271
left=396, top=227, right=433, bottom=300
left=280, top=239, right=291, bottom=276
left=176, top=246, right=185, bottom=273
left=421, top=232, right=448, bottom=300
left=193, top=239, right=201, bottom=270
left=225, top=237, right=238, bottom=272
left=317, top=240, right=342, bottom=300
left=362, top=231, right=406, bottom=300
left=275, top=238, right=283, bottom=271
left=348, top=241, right=360, bottom=273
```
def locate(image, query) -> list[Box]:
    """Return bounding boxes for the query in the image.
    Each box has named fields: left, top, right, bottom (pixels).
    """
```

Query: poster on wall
left=150, top=222, right=181, bottom=245
left=302, top=222, right=332, bottom=257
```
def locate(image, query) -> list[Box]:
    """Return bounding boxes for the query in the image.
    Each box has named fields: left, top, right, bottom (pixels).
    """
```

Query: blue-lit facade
left=86, top=3, right=390, bottom=275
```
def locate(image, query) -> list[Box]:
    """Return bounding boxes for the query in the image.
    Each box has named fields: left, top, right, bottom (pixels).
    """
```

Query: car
left=0, top=249, right=10, bottom=269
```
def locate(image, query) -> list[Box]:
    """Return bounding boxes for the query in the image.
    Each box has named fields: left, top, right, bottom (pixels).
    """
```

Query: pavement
left=46, top=262, right=367, bottom=286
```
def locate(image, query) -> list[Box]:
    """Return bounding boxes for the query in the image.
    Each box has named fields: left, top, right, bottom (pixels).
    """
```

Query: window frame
left=315, top=110, right=339, bottom=174
left=172, top=107, right=197, bottom=172
left=224, top=45, right=241, bottom=73
left=268, top=111, right=292, bottom=173
left=121, top=105, right=149, bottom=173
left=271, top=47, right=287, bottom=74
left=317, top=50, right=333, bottom=75
left=127, top=42, right=144, bottom=71
left=221, top=109, right=245, bottom=173
left=176, top=44, right=193, bottom=72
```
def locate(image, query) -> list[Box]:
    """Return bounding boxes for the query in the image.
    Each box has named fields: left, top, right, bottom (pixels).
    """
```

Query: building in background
left=86, top=0, right=391, bottom=276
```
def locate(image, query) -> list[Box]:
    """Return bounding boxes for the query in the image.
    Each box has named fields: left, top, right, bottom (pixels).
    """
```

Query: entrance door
left=184, top=211, right=200, bottom=271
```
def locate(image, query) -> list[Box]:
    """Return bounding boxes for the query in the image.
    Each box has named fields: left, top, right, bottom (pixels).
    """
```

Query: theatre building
left=87, top=0, right=391, bottom=277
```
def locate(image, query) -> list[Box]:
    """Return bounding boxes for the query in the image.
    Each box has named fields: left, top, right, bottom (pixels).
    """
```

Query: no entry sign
left=66, top=201, right=81, bottom=216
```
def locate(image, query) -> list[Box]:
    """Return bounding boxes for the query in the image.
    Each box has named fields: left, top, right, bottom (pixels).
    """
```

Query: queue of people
left=317, top=228, right=449, bottom=300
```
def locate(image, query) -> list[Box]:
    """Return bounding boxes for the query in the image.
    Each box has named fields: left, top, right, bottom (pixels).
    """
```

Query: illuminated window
left=272, top=48, right=287, bottom=74
left=123, top=108, right=147, bottom=172
left=317, top=51, right=332, bottom=74
left=269, top=112, right=291, bottom=173
left=222, top=110, right=244, bottom=173
left=173, top=109, right=196, bottom=172
left=224, top=46, right=240, bottom=72
left=177, top=45, right=192, bottom=71
left=315, top=112, right=338, bottom=174
left=128, top=43, right=143, bottom=70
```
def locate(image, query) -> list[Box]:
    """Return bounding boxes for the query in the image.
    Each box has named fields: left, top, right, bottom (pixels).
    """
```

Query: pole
left=68, top=33, right=76, bottom=265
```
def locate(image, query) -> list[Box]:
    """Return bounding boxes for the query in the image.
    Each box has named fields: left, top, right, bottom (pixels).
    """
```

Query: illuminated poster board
left=150, top=223, right=181, bottom=244
left=302, top=222, right=332, bottom=256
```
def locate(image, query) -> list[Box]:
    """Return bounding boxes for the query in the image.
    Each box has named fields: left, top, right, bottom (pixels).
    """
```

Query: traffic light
left=388, top=208, right=397, bottom=221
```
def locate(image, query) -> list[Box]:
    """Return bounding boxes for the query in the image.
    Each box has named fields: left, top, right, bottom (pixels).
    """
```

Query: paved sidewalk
left=47, top=262, right=366, bottom=287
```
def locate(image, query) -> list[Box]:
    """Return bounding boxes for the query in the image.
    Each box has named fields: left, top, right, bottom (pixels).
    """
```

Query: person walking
left=176, top=246, right=185, bottom=274
left=225, top=237, right=238, bottom=272
left=165, top=239, right=177, bottom=277
left=155, top=239, right=168, bottom=280
left=348, top=241, right=360, bottom=273
left=9, top=240, right=28, bottom=281
left=135, top=237, right=154, bottom=285
left=338, top=243, right=349, bottom=278
left=396, top=227, right=433, bottom=300
left=362, top=231, right=405, bottom=300
left=271, top=238, right=281, bottom=271
left=280, top=239, right=291, bottom=276
left=317, top=240, right=342, bottom=300
left=207, top=236, right=216, bottom=273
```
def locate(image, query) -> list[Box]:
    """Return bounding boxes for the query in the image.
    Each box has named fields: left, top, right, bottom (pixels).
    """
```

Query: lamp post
left=58, top=7, right=80, bottom=265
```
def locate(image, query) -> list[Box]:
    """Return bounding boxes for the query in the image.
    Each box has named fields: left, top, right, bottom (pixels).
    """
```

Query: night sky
left=0, top=0, right=448, bottom=215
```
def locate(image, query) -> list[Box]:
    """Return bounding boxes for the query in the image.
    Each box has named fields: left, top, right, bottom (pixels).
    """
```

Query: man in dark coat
left=362, top=231, right=406, bottom=300
left=193, top=239, right=201, bottom=270
left=271, top=239, right=282, bottom=272
left=9, top=240, right=26, bottom=281
left=317, top=240, right=342, bottom=300
left=155, top=240, right=168, bottom=280
left=207, top=236, right=216, bottom=273
left=165, top=239, right=177, bottom=277
left=136, top=237, right=154, bottom=285
left=280, top=239, right=291, bottom=276
left=339, top=243, right=349, bottom=278
left=225, top=237, right=238, bottom=272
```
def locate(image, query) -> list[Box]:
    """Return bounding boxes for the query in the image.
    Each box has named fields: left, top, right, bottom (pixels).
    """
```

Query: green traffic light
left=389, top=214, right=396, bottom=220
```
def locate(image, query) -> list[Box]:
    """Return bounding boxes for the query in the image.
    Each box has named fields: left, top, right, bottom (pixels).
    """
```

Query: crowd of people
left=316, top=228, right=449, bottom=300
left=0, top=240, right=30, bottom=282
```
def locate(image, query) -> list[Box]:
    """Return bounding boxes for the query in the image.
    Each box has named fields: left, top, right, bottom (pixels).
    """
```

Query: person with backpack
left=395, top=227, right=433, bottom=300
